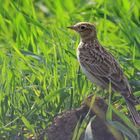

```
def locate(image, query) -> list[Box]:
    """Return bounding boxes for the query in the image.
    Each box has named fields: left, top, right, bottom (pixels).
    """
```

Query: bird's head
left=67, top=22, right=97, bottom=42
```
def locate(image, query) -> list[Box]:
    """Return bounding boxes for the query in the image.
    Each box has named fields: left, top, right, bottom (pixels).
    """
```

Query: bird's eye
left=80, top=26, right=86, bottom=30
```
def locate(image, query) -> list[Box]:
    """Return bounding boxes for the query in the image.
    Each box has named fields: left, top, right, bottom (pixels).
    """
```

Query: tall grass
left=0, top=0, right=140, bottom=139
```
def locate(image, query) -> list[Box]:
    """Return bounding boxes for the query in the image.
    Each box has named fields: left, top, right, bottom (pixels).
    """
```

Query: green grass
left=0, top=0, right=140, bottom=139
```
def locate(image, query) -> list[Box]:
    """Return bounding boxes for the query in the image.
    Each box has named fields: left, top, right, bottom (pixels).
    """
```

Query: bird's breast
left=77, top=42, right=87, bottom=62
left=76, top=49, right=104, bottom=87
left=76, top=48, right=80, bottom=62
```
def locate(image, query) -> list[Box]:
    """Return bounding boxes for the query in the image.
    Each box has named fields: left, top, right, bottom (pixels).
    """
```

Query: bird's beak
left=67, top=26, right=76, bottom=30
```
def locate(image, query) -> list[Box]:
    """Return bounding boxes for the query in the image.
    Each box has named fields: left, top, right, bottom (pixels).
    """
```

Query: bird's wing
left=79, top=45, right=131, bottom=95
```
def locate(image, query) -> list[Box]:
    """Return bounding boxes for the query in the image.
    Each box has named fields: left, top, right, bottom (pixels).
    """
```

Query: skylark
left=68, top=22, right=140, bottom=126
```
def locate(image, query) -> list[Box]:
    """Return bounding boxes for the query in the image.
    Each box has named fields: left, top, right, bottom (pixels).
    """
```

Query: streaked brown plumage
left=68, top=22, right=140, bottom=126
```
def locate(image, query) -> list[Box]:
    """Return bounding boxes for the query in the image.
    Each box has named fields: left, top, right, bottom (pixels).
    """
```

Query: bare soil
left=43, top=96, right=131, bottom=140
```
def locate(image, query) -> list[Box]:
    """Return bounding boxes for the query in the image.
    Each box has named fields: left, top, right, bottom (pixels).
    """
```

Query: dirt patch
left=44, top=96, right=133, bottom=140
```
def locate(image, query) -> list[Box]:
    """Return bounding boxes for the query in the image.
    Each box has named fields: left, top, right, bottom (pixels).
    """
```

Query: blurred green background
left=0, top=0, right=140, bottom=139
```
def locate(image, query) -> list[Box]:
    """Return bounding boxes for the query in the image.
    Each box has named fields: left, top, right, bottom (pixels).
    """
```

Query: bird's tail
left=125, top=97, right=140, bottom=127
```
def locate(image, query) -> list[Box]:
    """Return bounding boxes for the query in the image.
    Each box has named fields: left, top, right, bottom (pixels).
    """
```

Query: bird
left=67, top=22, right=140, bottom=127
